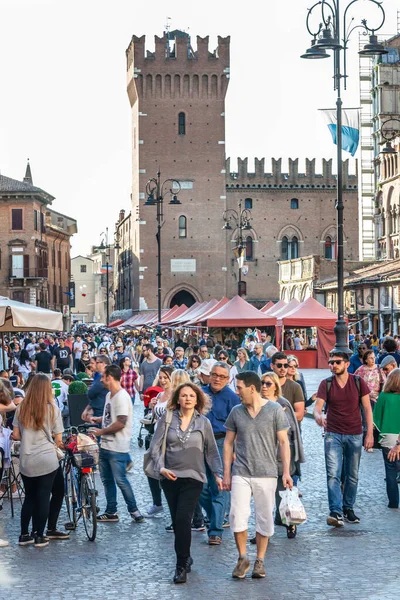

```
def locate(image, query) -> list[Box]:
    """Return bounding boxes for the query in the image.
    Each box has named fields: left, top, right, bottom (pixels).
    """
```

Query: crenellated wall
left=226, top=158, right=358, bottom=188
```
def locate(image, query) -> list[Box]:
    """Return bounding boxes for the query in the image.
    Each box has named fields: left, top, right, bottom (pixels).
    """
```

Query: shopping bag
left=279, top=487, right=307, bottom=525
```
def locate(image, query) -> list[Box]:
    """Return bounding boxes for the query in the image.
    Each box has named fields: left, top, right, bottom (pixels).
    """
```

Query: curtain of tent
left=317, top=327, right=336, bottom=369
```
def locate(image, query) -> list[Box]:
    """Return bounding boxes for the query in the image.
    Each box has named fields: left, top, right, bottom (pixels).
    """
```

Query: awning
left=107, top=318, right=125, bottom=328
left=206, top=295, right=277, bottom=327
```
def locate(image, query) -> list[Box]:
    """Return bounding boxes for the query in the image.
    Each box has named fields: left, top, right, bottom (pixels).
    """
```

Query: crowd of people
left=0, top=325, right=399, bottom=584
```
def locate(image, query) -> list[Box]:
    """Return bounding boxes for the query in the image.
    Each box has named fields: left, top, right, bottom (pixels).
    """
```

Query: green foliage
left=76, top=372, right=90, bottom=381
left=68, top=380, right=88, bottom=395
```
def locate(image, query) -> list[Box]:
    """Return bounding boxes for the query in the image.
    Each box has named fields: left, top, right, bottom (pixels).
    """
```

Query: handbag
left=42, top=426, right=65, bottom=462
left=143, top=410, right=173, bottom=480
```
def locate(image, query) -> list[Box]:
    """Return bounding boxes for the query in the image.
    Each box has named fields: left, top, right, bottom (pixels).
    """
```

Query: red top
left=317, top=374, right=370, bottom=435
left=120, top=368, right=138, bottom=399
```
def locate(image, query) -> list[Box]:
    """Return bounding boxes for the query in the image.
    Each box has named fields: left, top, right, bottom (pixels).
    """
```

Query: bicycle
left=63, top=428, right=99, bottom=541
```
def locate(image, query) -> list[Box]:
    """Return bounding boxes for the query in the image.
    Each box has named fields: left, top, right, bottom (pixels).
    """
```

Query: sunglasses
left=275, top=363, right=289, bottom=369
left=261, top=381, right=273, bottom=387
left=328, top=359, right=344, bottom=365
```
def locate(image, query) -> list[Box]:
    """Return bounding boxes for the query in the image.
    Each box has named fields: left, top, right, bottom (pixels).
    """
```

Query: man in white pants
left=223, top=371, right=292, bottom=579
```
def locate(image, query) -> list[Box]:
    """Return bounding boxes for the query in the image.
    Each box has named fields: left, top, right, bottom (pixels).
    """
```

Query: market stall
left=204, top=295, right=277, bottom=343
left=278, top=297, right=337, bottom=368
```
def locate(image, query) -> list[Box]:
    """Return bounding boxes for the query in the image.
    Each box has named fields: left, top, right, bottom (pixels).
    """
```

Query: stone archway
left=169, top=290, right=197, bottom=308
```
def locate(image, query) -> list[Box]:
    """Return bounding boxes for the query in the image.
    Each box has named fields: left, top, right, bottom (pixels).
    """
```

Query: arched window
left=178, top=112, right=185, bottom=135
left=290, top=198, right=299, bottom=209
left=281, top=236, right=289, bottom=260
left=290, top=236, right=299, bottom=259
left=325, top=236, right=333, bottom=259
left=245, top=236, right=253, bottom=260
left=178, top=215, right=187, bottom=238
left=244, top=198, right=253, bottom=209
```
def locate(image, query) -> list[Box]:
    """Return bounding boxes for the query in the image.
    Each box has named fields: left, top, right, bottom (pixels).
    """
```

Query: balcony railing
left=279, top=256, right=315, bottom=282
left=9, top=268, right=49, bottom=280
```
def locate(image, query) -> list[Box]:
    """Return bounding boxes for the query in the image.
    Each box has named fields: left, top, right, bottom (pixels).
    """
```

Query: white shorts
left=230, top=475, right=277, bottom=537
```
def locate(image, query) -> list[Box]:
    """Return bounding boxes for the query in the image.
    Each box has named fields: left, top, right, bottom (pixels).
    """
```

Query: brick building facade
left=0, top=163, right=77, bottom=322
left=126, top=31, right=359, bottom=307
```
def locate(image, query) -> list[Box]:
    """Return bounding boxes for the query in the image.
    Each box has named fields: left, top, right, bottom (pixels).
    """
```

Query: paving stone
left=0, top=369, right=398, bottom=599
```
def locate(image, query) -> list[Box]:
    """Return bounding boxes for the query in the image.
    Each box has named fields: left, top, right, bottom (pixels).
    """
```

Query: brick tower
left=126, top=31, right=230, bottom=309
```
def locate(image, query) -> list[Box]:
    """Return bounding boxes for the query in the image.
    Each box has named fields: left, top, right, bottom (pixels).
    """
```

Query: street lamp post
left=301, top=0, right=387, bottom=355
left=222, top=200, right=254, bottom=297
left=144, top=171, right=181, bottom=324
left=98, top=227, right=120, bottom=325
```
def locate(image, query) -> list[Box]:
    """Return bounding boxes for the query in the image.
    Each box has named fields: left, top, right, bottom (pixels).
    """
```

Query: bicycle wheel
left=81, top=473, right=97, bottom=541
left=64, top=465, right=77, bottom=528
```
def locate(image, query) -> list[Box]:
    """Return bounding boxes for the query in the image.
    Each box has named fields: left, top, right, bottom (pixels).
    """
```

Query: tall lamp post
left=222, top=200, right=254, bottom=297
left=98, top=227, right=120, bottom=325
left=301, top=0, right=387, bottom=354
left=144, top=171, right=181, bottom=324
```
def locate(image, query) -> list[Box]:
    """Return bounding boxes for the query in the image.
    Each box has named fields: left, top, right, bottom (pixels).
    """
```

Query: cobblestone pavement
left=1, top=370, right=399, bottom=600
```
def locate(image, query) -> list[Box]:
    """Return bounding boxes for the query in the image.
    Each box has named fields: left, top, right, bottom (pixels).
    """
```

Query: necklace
left=176, top=412, right=196, bottom=446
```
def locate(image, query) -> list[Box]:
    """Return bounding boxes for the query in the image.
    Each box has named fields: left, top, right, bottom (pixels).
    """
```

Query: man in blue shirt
left=200, top=361, right=240, bottom=545
left=377, top=336, right=400, bottom=367
left=348, top=342, right=369, bottom=374
left=81, top=354, right=111, bottom=423
left=248, top=343, right=269, bottom=375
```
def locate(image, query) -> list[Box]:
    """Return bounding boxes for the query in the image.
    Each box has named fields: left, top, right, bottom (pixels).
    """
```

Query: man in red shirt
left=314, top=352, right=374, bottom=527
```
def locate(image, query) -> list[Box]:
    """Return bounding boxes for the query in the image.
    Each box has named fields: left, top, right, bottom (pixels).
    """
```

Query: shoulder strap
left=353, top=375, right=362, bottom=404
left=161, top=410, right=173, bottom=458
left=325, top=376, right=334, bottom=405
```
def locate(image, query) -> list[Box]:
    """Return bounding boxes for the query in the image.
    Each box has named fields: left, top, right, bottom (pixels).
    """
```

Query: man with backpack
left=314, top=351, right=374, bottom=527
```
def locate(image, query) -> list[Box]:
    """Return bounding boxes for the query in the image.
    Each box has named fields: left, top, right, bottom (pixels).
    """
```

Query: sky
left=0, top=0, right=398, bottom=256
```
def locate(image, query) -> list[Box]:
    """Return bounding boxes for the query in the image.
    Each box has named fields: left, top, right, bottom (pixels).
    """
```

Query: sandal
left=286, top=525, right=297, bottom=539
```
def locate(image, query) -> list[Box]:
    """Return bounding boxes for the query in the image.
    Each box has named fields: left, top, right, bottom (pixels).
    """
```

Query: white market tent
left=0, top=297, right=63, bottom=332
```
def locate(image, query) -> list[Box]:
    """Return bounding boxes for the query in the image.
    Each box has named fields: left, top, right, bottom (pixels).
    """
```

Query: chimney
left=119, top=209, right=125, bottom=222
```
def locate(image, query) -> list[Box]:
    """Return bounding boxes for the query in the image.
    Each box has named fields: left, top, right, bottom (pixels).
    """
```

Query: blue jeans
left=199, top=437, right=227, bottom=537
left=382, top=447, right=400, bottom=508
left=99, top=448, right=138, bottom=514
left=324, top=432, right=363, bottom=514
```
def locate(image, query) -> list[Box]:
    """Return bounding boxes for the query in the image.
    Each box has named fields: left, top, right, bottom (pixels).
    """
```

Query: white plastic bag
left=279, top=487, right=307, bottom=525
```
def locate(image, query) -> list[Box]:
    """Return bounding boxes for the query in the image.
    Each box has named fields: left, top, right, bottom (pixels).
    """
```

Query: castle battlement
left=126, top=31, right=230, bottom=71
left=225, top=158, right=358, bottom=189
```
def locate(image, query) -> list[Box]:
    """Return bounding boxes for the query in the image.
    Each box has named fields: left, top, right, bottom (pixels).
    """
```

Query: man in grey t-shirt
left=223, top=371, right=292, bottom=580
left=139, top=344, right=162, bottom=395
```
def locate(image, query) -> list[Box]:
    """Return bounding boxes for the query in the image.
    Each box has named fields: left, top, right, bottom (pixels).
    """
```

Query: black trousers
left=161, top=477, right=203, bottom=567
left=21, top=469, right=57, bottom=536
left=47, top=465, right=64, bottom=531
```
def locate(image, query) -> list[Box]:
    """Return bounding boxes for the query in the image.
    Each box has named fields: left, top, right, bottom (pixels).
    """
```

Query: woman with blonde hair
left=12, top=373, right=64, bottom=548
left=286, top=355, right=308, bottom=402
left=150, top=382, right=222, bottom=584
left=373, top=368, right=400, bottom=508
left=258, top=372, right=305, bottom=539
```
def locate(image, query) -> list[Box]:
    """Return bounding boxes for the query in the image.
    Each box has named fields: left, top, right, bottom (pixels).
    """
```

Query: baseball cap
left=116, top=342, right=123, bottom=348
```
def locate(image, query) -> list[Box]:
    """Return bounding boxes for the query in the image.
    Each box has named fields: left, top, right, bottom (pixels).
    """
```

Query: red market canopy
left=108, top=318, right=125, bottom=328
left=160, top=304, right=188, bottom=324
left=260, top=301, right=275, bottom=313
left=273, top=299, right=300, bottom=319
left=187, top=297, right=230, bottom=325
left=206, top=295, right=277, bottom=327
left=264, top=299, right=287, bottom=316
left=180, top=299, right=219, bottom=325
left=279, top=297, right=337, bottom=327
left=164, top=302, right=202, bottom=325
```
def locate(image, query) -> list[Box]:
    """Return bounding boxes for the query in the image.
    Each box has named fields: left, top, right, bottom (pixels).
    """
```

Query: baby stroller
left=137, top=385, right=163, bottom=449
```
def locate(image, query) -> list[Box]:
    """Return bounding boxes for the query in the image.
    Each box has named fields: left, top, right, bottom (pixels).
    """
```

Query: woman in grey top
left=260, top=372, right=305, bottom=539
left=12, top=373, right=64, bottom=548
left=150, top=382, right=223, bottom=584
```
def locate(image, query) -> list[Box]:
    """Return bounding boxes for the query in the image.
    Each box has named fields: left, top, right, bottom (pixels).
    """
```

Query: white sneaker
left=145, top=504, right=163, bottom=517
left=0, top=538, right=9, bottom=547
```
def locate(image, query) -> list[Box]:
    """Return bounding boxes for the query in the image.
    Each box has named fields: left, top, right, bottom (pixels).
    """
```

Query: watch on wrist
left=395, top=440, right=400, bottom=446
